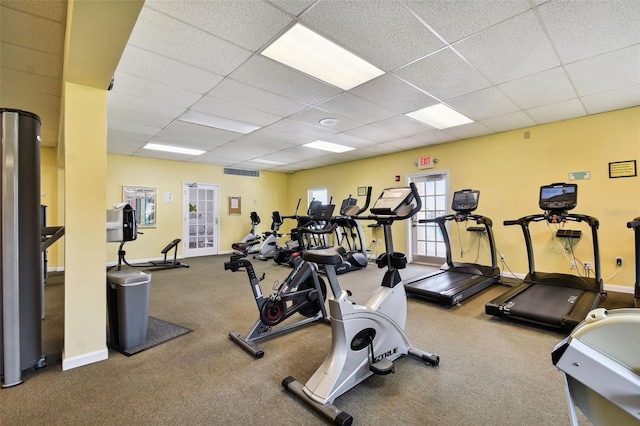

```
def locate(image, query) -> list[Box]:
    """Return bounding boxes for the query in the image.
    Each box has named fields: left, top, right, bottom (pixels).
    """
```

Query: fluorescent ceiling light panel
left=250, top=158, right=287, bottom=165
left=179, top=110, right=260, bottom=134
left=406, top=104, right=473, bottom=130
left=303, top=140, right=355, bottom=153
left=261, top=23, right=385, bottom=90
left=143, top=143, right=205, bottom=156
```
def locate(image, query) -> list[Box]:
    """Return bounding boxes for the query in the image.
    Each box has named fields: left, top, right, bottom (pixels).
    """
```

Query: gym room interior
left=2, top=0, right=639, bottom=425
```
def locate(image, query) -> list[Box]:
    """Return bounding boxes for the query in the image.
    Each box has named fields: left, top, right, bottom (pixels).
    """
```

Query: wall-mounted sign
left=609, top=160, right=637, bottom=179
left=417, top=156, right=435, bottom=169
left=569, top=171, right=590, bottom=180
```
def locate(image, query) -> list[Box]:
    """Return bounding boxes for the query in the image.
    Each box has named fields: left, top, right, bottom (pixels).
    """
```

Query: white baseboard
left=603, top=284, right=634, bottom=294
left=501, top=271, right=526, bottom=280
left=62, top=347, right=108, bottom=371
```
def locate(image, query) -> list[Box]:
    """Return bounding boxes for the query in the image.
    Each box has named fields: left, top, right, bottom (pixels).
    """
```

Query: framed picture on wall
left=123, top=186, right=157, bottom=227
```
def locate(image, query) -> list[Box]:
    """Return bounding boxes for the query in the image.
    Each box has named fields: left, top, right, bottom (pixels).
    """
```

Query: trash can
left=106, top=270, right=152, bottom=350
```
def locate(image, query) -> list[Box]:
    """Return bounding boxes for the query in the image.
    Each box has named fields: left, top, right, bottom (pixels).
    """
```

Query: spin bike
left=224, top=252, right=329, bottom=358
left=283, top=183, right=440, bottom=425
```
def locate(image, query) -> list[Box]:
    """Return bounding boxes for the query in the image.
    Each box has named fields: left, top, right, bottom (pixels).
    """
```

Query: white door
left=409, top=173, right=448, bottom=265
left=183, top=182, right=219, bottom=257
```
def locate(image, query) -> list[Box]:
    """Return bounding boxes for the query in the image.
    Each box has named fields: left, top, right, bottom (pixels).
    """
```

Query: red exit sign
left=418, top=156, right=435, bottom=169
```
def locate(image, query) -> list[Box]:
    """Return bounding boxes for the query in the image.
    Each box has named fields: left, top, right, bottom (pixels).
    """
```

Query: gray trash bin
left=106, top=270, right=152, bottom=350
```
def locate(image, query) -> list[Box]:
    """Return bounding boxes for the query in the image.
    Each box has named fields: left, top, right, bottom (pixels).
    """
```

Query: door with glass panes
left=409, top=174, right=448, bottom=265
left=183, top=183, right=219, bottom=257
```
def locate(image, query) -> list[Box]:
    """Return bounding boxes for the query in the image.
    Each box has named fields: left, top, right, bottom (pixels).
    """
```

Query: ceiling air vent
left=223, top=168, right=260, bottom=178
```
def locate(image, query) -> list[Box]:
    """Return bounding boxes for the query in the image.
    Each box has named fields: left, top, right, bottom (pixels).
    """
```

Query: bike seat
left=302, top=246, right=346, bottom=265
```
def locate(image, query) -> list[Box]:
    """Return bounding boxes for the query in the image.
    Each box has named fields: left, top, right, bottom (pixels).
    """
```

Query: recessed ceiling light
left=406, top=104, right=473, bottom=129
left=250, top=158, right=287, bottom=166
left=261, top=23, right=385, bottom=90
left=319, top=118, right=339, bottom=126
left=179, top=110, right=260, bottom=134
left=143, top=143, right=205, bottom=156
left=303, top=140, right=355, bottom=153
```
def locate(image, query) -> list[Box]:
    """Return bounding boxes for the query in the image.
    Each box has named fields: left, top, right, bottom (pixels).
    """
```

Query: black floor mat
left=109, top=316, right=192, bottom=356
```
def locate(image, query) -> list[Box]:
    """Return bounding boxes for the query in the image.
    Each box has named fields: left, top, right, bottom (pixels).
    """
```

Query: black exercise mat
left=110, top=316, right=192, bottom=357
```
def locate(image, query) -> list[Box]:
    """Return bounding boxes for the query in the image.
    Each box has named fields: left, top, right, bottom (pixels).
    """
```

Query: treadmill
left=405, top=189, right=501, bottom=306
left=485, top=183, right=606, bottom=331
left=627, top=217, right=640, bottom=307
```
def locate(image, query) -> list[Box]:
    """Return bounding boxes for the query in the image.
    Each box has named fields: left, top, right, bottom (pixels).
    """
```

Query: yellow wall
left=106, top=154, right=289, bottom=262
left=43, top=107, right=639, bottom=291
left=288, top=107, right=640, bottom=289
left=63, top=82, right=108, bottom=364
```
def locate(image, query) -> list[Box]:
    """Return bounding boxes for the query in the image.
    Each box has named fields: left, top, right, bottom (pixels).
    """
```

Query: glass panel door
left=409, top=174, right=448, bottom=265
left=183, top=182, right=219, bottom=257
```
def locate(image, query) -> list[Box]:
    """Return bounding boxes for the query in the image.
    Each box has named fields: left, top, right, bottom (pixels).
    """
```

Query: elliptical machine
left=282, top=183, right=440, bottom=425
left=330, top=186, right=372, bottom=275
left=253, top=211, right=284, bottom=261
left=231, top=211, right=262, bottom=256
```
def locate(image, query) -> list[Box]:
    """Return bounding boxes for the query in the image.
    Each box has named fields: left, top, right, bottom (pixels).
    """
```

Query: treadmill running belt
left=506, top=284, right=585, bottom=325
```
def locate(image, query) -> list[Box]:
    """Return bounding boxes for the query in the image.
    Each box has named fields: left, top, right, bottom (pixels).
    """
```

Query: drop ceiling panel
left=229, top=55, right=342, bottom=105
left=111, top=72, right=202, bottom=109
left=581, top=86, right=640, bottom=115
left=2, top=43, right=62, bottom=79
left=394, top=47, right=491, bottom=101
left=454, top=11, right=560, bottom=84
left=405, top=0, right=531, bottom=43
left=343, top=124, right=398, bottom=144
left=108, top=105, right=174, bottom=129
left=1, top=7, right=64, bottom=55
left=411, top=130, right=459, bottom=146
left=442, top=122, right=494, bottom=139
left=126, top=7, right=251, bottom=76
left=538, top=0, right=640, bottom=64
left=4, top=0, right=66, bottom=21
left=268, top=118, right=336, bottom=140
left=206, top=140, right=279, bottom=160
left=479, top=111, right=537, bottom=133
left=154, top=121, right=240, bottom=147
left=2, top=67, right=61, bottom=98
left=117, top=45, right=224, bottom=94
left=350, top=74, right=439, bottom=115
left=287, top=107, right=364, bottom=133
left=368, top=115, right=434, bottom=139
left=133, top=149, right=199, bottom=162
left=206, top=78, right=309, bottom=117
left=249, top=127, right=315, bottom=145
left=526, top=98, right=587, bottom=124
left=316, top=93, right=396, bottom=124
left=447, top=87, right=520, bottom=121
left=566, top=45, right=640, bottom=97
left=107, top=91, right=186, bottom=122
left=498, top=67, right=577, bottom=109
left=188, top=96, right=283, bottom=127
left=146, top=0, right=292, bottom=51
left=108, top=119, right=162, bottom=138
left=323, top=133, right=375, bottom=149
left=301, top=0, right=444, bottom=71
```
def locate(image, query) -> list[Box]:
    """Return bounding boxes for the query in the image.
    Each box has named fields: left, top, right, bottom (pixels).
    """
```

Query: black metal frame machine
left=627, top=217, right=640, bottom=308
left=330, top=186, right=372, bottom=275
left=404, top=189, right=501, bottom=306
left=486, top=183, right=606, bottom=331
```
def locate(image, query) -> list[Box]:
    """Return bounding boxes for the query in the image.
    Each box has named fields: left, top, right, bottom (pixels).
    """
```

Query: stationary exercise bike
left=253, top=211, right=284, bottom=261
left=283, top=183, right=440, bottom=425
left=225, top=252, right=329, bottom=358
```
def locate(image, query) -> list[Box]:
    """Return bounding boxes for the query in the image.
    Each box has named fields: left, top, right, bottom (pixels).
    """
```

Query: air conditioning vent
left=223, top=168, right=259, bottom=178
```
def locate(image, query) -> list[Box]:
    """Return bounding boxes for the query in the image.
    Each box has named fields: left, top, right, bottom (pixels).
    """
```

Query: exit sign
left=418, top=156, right=435, bottom=169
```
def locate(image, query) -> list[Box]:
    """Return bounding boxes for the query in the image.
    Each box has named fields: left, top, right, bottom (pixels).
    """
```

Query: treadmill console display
left=370, top=187, right=414, bottom=215
left=539, top=183, right=577, bottom=211
left=451, top=190, right=479, bottom=212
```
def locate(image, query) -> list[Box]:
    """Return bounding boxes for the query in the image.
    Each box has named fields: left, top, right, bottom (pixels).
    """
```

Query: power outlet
left=583, top=261, right=593, bottom=270
left=616, top=257, right=623, bottom=266
left=500, top=254, right=505, bottom=262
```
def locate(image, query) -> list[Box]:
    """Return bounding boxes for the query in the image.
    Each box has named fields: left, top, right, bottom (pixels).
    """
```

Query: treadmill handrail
left=503, top=212, right=602, bottom=286
left=419, top=213, right=498, bottom=270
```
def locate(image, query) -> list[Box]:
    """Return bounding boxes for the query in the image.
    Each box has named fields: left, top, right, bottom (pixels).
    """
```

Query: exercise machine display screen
left=539, top=183, right=577, bottom=211
left=451, top=190, right=479, bottom=212
left=370, top=187, right=414, bottom=215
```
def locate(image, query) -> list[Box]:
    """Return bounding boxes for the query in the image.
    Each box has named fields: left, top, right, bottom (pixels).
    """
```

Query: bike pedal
left=369, top=359, right=394, bottom=375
